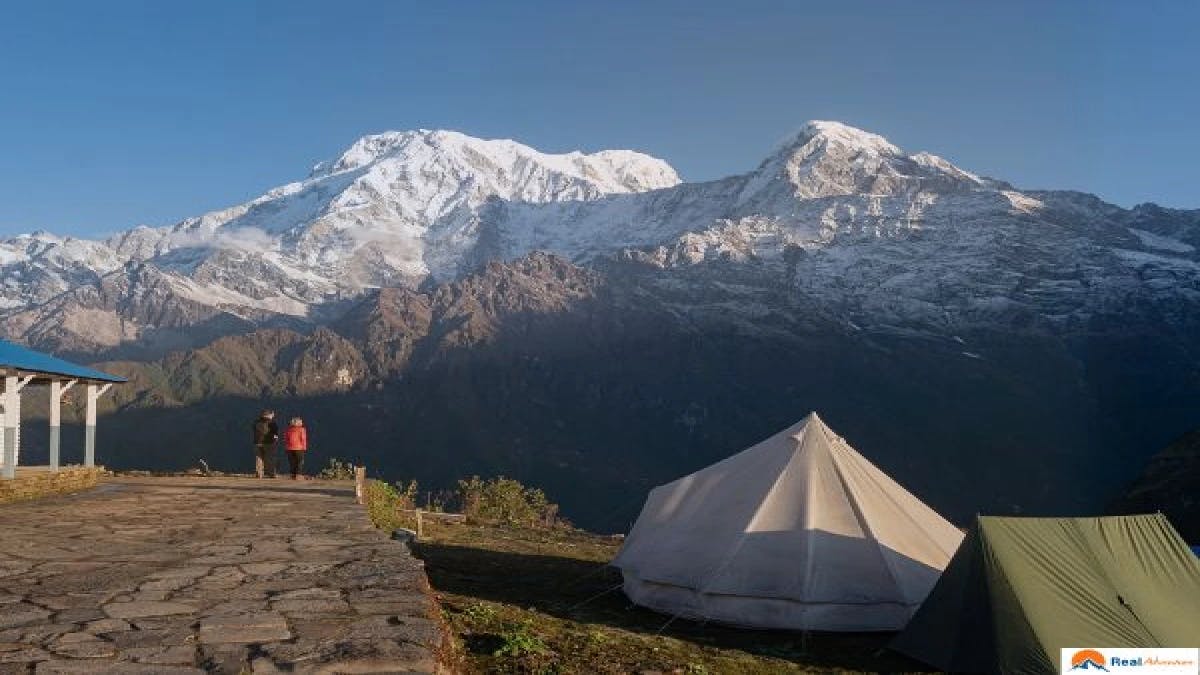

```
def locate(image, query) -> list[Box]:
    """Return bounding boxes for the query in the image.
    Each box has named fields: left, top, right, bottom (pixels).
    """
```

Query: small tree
left=456, top=475, right=558, bottom=528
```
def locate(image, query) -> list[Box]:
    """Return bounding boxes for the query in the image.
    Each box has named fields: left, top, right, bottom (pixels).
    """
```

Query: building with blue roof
left=0, top=339, right=125, bottom=479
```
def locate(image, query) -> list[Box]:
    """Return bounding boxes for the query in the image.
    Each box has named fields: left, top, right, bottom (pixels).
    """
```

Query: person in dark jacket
left=283, top=417, right=308, bottom=480
left=252, top=410, right=279, bottom=478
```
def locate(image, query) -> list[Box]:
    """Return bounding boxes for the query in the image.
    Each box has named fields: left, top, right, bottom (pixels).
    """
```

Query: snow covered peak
left=308, top=128, right=680, bottom=193
left=736, top=120, right=983, bottom=204
left=129, top=128, right=684, bottom=285
left=309, top=130, right=428, bottom=176
left=783, top=120, right=902, bottom=156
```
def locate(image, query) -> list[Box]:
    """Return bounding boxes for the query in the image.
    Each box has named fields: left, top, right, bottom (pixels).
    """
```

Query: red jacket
left=284, top=425, right=308, bottom=451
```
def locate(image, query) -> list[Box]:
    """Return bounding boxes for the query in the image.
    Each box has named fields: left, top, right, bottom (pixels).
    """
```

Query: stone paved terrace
left=0, top=476, right=447, bottom=674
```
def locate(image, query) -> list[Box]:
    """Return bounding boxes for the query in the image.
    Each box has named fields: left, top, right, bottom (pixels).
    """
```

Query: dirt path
left=0, top=476, right=444, bottom=674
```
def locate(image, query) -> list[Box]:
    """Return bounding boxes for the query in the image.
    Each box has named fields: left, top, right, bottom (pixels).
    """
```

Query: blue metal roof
left=0, top=340, right=126, bottom=383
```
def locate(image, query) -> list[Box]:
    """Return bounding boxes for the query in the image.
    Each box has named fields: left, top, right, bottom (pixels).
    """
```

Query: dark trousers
left=255, top=444, right=276, bottom=478
left=286, top=450, right=305, bottom=477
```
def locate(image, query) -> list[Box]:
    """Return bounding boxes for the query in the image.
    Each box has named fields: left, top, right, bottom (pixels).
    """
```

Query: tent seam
left=837, top=436, right=959, bottom=561
left=822, top=423, right=906, bottom=603
left=692, top=428, right=804, bottom=596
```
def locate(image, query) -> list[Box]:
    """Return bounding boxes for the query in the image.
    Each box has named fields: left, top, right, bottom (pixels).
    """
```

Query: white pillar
left=1, top=374, right=32, bottom=479
left=49, top=379, right=76, bottom=471
left=0, top=391, right=7, bottom=480
left=84, top=383, right=112, bottom=468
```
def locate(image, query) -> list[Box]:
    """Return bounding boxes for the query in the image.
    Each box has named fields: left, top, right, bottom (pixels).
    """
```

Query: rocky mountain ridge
left=4, top=121, right=1199, bottom=358
left=15, top=250, right=1183, bottom=531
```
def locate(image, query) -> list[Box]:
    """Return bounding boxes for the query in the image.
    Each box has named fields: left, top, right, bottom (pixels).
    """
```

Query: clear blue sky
left=1, top=1, right=1196, bottom=237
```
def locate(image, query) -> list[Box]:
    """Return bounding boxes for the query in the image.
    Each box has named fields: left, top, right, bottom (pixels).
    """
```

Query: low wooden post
left=354, top=465, right=366, bottom=505
left=415, top=509, right=424, bottom=541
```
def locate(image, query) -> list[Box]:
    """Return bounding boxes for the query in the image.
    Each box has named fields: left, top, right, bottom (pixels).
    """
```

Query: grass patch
left=494, top=619, right=552, bottom=659
left=411, top=519, right=936, bottom=674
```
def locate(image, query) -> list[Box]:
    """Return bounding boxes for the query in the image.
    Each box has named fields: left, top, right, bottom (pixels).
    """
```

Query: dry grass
left=408, top=520, right=935, bottom=674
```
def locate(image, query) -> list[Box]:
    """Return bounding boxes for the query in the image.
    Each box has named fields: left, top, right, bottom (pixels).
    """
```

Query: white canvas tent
left=611, top=412, right=964, bottom=631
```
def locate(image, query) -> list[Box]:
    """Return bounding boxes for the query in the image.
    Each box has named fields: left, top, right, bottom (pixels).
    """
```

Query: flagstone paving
left=0, top=477, right=446, bottom=674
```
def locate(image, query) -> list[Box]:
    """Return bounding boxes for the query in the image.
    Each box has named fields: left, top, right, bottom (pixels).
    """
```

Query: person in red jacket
left=283, top=417, right=308, bottom=480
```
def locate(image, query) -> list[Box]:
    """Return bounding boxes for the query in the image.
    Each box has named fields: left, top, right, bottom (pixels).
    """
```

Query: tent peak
left=801, top=411, right=837, bottom=435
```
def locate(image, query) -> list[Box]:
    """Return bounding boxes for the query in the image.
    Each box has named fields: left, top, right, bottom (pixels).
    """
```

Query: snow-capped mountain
left=481, top=121, right=1200, bottom=334
left=0, top=130, right=680, bottom=352
left=7, top=121, right=1198, bottom=530
left=2, top=120, right=1199, bottom=355
left=478, top=120, right=996, bottom=264
left=108, top=128, right=680, bottom=287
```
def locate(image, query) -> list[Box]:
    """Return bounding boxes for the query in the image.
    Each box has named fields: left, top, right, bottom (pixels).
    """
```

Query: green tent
left=891, top=514, right=1200, bottom=674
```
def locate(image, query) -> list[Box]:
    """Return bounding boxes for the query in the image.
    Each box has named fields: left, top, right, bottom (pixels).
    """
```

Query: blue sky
left=1, top=1, right=1196, bottom=236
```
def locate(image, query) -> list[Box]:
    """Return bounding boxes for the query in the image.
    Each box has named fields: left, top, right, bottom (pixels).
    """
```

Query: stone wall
left=0, top=466, right=101, bottom=503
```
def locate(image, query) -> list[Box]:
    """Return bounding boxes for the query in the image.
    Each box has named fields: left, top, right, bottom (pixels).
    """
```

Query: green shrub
left=316, top=457, right=357, bottom=480
left=364, top=477, right=423, bottom=532
left=493, top=619, right=550, bottom=658
left=457, top=475, right=559, bottom=527
left=364, top=479, right=401, bottom=531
